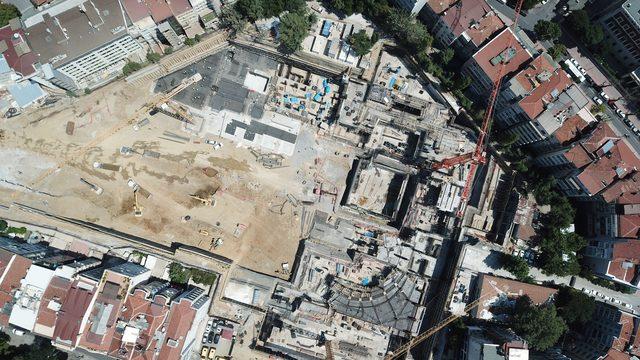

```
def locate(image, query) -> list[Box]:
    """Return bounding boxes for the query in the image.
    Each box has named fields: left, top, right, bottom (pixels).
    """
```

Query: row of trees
left=221, top=0, right=315, bottom=54
left=511, top=286, right=595, bottom=351
left=0, top=333, right=66, bottom=360
left=0, top=4, right=19, bottom=28
left=168, top=262, right=218, bottom=285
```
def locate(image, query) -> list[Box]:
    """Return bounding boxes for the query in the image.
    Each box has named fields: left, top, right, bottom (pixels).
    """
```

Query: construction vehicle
left=93, top=162, right=121, bottom=172
left=80, top=178, right=103, bottom=195
left=133, top=190, right=143, bottom=217
left=431, top=0, right=525, bottom=218
left=150, top=73, right=202, bottom=125
left=190, top=194, right=216, bottom=207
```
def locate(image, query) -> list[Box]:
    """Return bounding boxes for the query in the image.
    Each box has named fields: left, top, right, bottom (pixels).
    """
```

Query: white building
left=25, top=0, right=144, bottom=90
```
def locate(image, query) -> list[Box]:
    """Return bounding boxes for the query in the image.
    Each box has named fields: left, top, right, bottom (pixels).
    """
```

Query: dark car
left=207, top=332, right=214, bottom=344
left=213, top=334, right=220, bottom=344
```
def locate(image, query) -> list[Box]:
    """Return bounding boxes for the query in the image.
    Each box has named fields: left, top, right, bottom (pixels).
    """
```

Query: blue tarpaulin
left=313, top=93, right=322, bottom=102
left=361, top=278, right=370, bottom=286
left=324, top=85, right=331, bottom=94
left=388, top=77, right=397, bottom=89
left=321, top=20, right=332, bottom=37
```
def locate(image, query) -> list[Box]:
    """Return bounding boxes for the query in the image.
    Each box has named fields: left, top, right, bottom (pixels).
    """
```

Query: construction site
left=0, top=22, right=482, bottom=360
left=0, top=45, right=353, bottom=278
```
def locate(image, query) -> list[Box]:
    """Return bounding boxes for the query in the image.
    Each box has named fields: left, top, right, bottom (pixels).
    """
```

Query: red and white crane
left=432, top=0, right=526, bottom=218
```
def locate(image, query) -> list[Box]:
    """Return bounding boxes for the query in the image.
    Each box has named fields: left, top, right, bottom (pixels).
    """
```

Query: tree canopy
left=501, top=254, right=530, bottom=281
left=548, top=43, right=567, bottom=60
left=235, top=0, right=264, bottom=21
left=555, top=286, right=595, bottom=327
left=168, top=262, right=190, bottom=284
left=348, top=30, right=376, bottom=56
left=219, top=5, right=246, bottom=33
left=279, top=10, right=314, bottom=54
left=0, top=4, right=19, bottom=28
left=567, top=10, right=604, bottom=46
left=539, top=229, right=585, bottom=276
left=512, top=300, right=567, bottom=351
left=534, top=20, right=561, bottom=41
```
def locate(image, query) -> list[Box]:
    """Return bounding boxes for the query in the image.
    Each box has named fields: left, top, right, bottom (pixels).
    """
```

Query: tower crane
left=432, top=0, right=526, bottom=218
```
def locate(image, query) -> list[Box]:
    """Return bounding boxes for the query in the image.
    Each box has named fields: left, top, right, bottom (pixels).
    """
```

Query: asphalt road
left=486, top=0, right=561, bottom=31
left=579, top=83, right=640, bottom=149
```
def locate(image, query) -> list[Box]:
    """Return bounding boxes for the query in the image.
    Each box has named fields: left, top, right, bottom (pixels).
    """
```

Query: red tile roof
left=0, top=254, right=32, bottom=326
left=157, top=297, right=197, bottom=360
left=426, top=0, right=457, bottom=14
left=77, top=272, right=129, bottom=352
left=53, top=280, right=97, bottom=348
left=553, top=113, right=590, bottom=145
left=34, top=276, right=72, bottom=336
left=603, top=349, right=632, bottom=360
left=0, top=25, right=37, bottom=77
left=471, top=27, right=533, bottom=84
left=607, top=240, right=640, bottom=284
left=122, top=0, right=191, bottom=24
left=465, top=12, right=504, bottom=47
left=618, top=215, right=640, bottom=239
left=601, top=171, right=640, bottom=203
left=475, top=273, right=558, bottom=319
left=611, top=312, right=634, bottom=352
left=440, top=0, right=494, bottom=39
left=577, top=140, right=640, bottom=195
left=514, top=55, right=572, bottom=119
left=108, top=289, right=171, bottom=360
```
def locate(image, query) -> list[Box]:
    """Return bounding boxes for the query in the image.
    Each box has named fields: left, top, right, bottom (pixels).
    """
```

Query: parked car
left=207, top=332, right=214, bottom=344
left=616, top=109, right=626, bottom=119
left=213, top=333, right=220, bottom=344
left=625, top=303, right=633, bottom=309
left=592, top=96, right=603, bottom=105
left=202, top=335, right=208, bottom=344
left=600, top=91, right=610, bottom=101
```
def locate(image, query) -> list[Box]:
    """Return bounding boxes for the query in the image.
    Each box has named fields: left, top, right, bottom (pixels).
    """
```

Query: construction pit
left=0, top=62, right=352, bottom=277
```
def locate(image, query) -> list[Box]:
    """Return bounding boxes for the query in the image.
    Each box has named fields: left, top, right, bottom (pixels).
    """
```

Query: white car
left=614, top=299, right=622, bottom=305
left=600, top=91, right=610, bottom=101
left=625, top=303, right=633, bottom=309
left=592, top=96, right=603, bottom=105
left=616, top=109, right=626, bottom=119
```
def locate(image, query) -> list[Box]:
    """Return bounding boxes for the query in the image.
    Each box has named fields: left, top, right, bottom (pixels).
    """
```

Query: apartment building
left=566, top=301, right=640, bottom=359
left=24, top=0, right=144, bottom=90
left=504, top=84, right=590, bottom=146
left=392, top=0, right=428, bottom=15
left=462, top=27, right=535, bottom=103
left=428, top=0, right=504, bottom=58
left=600, top=0, right=640, bottom=71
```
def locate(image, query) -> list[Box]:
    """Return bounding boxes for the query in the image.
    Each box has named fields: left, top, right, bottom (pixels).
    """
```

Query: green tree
left=0, top=220, right=7, bottom=232
left=236, top=0, right=263, bottom=21
left=122, top=61, right=143, bottom=76
left=512, top=303, right=567, bottom=351
left=567, top=10, right=590, bottom=34
left=220, top=5, right=246, bottom=33
left=453, top=75, right=472, bottom=91
left=555, top=286, right=595, bottom=327
left=591, top=103, right=606, bottom=114
left=584, top=25, right=604, bottom=46
left=0, top=4, right=20, bottom=28
left=539, top=230, right=585, bottom=276
left=534, top=20, right=561, bottom=41
left=279, top=10, right=313, bottom=54
left=191, top=269, right=218, bottom=285
left=548, top=43, right=567, bottom=60
left=501, top=254, right=530, bottom=281
left=438, top=48, right=455, bottom=66
left=146, top=52, right=161, bottom=63
left=348, top=30, right=375, bottom=56
left=168, top=262, right=190, bottom=283
left=521, top=0, right=541, bottom=11
left=164, top=47, right=174, bottom=55
left=184, top=37, right=197, bottom=46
